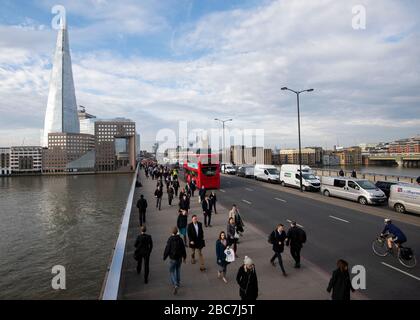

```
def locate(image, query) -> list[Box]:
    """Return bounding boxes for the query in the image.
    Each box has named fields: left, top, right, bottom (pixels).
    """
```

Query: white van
left=321, top=177, right=387, bottom=205
left=254, top=164, right=280, bottom=183
left=389, top=183, right=420, bottom=214
left=280, top=165, right=321, bottom=191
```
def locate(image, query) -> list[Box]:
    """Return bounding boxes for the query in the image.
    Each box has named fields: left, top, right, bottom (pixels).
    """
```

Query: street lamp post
left=214, top=118, right=233, bottom=172
left=281, top=87, right=314, bottom=192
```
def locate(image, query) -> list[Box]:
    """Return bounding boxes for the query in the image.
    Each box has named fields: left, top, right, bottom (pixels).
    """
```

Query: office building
left=10, top=146, right=43, bottom=174
left=0, top=147, right=11, bottom=175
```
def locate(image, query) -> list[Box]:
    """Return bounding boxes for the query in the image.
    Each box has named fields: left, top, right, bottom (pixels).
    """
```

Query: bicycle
left=372, top=235, right=417, bottom=268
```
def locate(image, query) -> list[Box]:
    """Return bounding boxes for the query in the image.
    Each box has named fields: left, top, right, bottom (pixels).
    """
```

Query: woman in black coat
left=327, top=259, right=355, bottom=300
left=236, top=256, right=258, bottom=300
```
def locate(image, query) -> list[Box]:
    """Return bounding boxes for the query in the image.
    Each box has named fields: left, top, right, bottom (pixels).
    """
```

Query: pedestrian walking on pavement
left=190, top=179, right=197, bottom=197
left=227, top=217, right=239, bottom=257
left=209, top=191, right=217, bottom=214
left=179, top=194, right=190, bottom=212
left=136, top=194, right=148, bottom=227
left=269, top=224, right=287, bottom=276
left=417, top=176, right=420, bottom=185
left=216, top=231, right=230, bottom=283
left=167, top=185, right=175, bottom=206
left=134, top=226, right=153, bottom=284
left=339, top=169, right=345, bottom=177
left=173, top=179, right=180, bottom=196
left=163, top=227, right=187, bottom=295
left=154, top=186, right=163, bottom=211
left=177, top=209, right=188, bottom=246
left=236, top=256, right=258, bottom=301
left=198, top=185, right=206, bottom=203
left=286, top=221, right=306, bottom=268
left=351, top=169, right=357, bottom=178
left=327, top=259, right=355, bottom=300
left=229, top=205, right=244, bottom=237
left=202, top=195, right=213, bottom=227
left=187, top=215, right=206, bottom=271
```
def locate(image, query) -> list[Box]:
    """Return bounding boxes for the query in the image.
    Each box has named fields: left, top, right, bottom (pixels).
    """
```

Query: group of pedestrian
left=134, top=164, right=359, bottom=300
left=338, top=168, right=357, bottom=178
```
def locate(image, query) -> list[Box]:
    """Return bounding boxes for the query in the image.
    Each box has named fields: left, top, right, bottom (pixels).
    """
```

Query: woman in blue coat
left=216, top=231, right=230, bottom=283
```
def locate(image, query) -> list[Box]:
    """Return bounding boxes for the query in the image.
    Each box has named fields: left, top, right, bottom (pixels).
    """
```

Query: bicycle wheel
left=398, top=252, right=417, bottom=269
left=372, top=238, right=389, bottom=257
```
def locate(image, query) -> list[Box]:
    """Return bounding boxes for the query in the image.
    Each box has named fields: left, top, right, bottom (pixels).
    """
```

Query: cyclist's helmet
left=384, top=218, right=392, bottom=224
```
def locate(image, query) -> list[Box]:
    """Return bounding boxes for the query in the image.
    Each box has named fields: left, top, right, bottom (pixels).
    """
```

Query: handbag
left=224, top=247, right=235, bottom=263
left=234, top=230, right=240, bottom=239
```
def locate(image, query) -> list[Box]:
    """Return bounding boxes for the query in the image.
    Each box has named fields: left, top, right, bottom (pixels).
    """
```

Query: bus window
left=202, top=165, right=217, bottom=176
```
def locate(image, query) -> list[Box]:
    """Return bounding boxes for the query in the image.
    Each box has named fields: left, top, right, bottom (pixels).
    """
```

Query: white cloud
left=0, top=0, right=419, bottom=150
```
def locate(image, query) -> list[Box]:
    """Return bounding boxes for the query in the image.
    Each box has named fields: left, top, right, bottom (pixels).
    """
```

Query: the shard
left=42, top=21, right=80, bottom=147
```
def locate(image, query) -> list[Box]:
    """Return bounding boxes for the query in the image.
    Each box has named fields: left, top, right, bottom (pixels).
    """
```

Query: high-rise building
left=95, top=119, right=136, bottom=172
left=42, top=22, right=80, bottom=147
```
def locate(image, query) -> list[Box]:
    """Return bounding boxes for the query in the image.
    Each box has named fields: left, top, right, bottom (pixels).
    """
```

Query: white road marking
left=286, top=219, right=304, bottom=228
left=242, top=200, right=252, bottom=205
left=245, top=188, right=254, bottom=192
left=274, top=197, right=287, bottom=203
left=219, top=189, right=226, bottom=193
left=381, top=262, right=420, bottom=281
left=329, top=215, right=350, bottom=223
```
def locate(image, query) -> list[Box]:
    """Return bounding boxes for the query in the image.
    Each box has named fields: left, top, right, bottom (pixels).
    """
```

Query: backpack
left=268, top=231, right=274, bottom=244
left=400, top=247, right=413, bottom=260
left=298, top=228, right=307, bottom=244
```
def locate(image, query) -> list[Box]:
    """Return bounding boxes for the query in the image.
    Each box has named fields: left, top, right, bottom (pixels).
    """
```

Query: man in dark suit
left=136, top=194, right=148, bottom=226
left=269, top=224, right=287, bottom=277
left=134, top=226, right=153, bottom=283
left=187, top=215, right=206, bottom=271
left=201, top=195, right=213, bottom=227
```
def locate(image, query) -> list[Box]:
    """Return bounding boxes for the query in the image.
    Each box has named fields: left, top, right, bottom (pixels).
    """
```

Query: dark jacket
left=154, top=188, right=163, bottom=198
left=163, top=235, right=186, bottom=261
left=199, top=187, right=206, bottom=199
left=167, top=187, right=174, bottom=199
left=136, top=198, right=148, bottom=212
left=134, top=233, right=153, bottom=258
left=286, top=226, right=305, bottom=248
left=190, top=181, right=197, bottom=191
left=226, top=223, right=237, bottom=245
left=209, top=194, right=217, bottom=208
left=173, top=180, right=180, bottom=189
left=270, top=230, right=286, bottom=253
left=216, top=239, right=228, bottom=267
left=236, top=265, right=258, bottom=300
left=179, top=197, right=190, bottom=210
left=177, top=214, right=188, bottom=229
left=201, top=199, right=212, bottom=214
left=187, top=222, right=205, bottom=249
left=327, top=269, right=355, bottom=300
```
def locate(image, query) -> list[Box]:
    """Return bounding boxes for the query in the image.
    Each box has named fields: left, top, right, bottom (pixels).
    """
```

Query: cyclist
left=381, top=219, right=407, bottom=251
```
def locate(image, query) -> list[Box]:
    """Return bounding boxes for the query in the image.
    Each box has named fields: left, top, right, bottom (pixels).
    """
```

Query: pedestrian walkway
left=117, top=170, right=365, bottom=300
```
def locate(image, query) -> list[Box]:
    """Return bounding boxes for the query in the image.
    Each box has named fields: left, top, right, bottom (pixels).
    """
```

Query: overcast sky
left=0, top=0, right=419, bottom=151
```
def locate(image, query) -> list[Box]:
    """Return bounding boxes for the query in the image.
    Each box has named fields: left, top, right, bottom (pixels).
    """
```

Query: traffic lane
left=222, top=174, right=420, bottom=247
left=221, top=174, right=420, bottom=274
left=221, top=174, right=420, bottom=225
left=218, top=177, right=420, bottom=299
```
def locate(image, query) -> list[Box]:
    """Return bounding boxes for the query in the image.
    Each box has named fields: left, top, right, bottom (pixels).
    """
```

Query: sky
left=0, top=0, right=419, bottom=151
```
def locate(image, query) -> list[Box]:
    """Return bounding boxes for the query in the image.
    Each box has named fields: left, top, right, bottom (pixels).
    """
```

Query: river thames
left=0, top=173, right=133, bottom=299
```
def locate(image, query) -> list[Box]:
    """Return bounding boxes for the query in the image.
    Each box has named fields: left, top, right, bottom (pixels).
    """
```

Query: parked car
left=375, top=181, right=399, bottom=198
left=321, top=177, right=387, bottom=205
left=237, top=165, right=255, bottom=178
left=221, top=164, right=236, bottom=174
left=389, top=183, right=420, bottom=214
left=280, top=164, right=321, bottom=191
left=254, top=164, right=280, bottom=183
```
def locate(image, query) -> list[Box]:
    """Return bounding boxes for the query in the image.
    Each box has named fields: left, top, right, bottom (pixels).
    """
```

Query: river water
left=313, top=165, right=420, bottom=178
left=0, top=174, right=132, bottom=299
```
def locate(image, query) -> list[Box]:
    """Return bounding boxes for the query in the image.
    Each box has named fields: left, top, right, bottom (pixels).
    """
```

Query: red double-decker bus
left=182, top=154, right=220, bottom=189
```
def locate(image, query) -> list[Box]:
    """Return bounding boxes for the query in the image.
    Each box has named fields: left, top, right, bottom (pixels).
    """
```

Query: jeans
left=156, top=197, right=162, bottom=210
left=290, top=245, right=302, bottom=266
left=169, top=259, right=182, bottom=287
left=136, top=254, right=150, bottom=281
left=271, top=252, right=286, bottom=273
